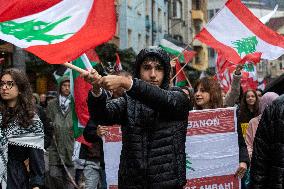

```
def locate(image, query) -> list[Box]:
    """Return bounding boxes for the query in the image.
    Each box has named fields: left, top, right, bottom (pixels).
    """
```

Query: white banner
left=103, top=107, right=240, bottom=189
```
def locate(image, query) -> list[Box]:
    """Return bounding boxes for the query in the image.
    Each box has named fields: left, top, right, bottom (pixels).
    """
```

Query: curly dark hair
left=239, top=89, right=259, bottom=123
left=0, top=68, right=35, bottom=128
left=194, top=77, right=223, bottom=110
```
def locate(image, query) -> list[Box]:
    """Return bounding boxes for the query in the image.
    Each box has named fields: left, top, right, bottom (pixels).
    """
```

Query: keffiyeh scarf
left=59, top=94, right=71, bottom=114
left=0, top=113, right=44, bottom=188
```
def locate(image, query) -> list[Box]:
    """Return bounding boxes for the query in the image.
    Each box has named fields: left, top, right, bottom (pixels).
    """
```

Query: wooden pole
left=170, top=41, right=193, bottom=82
left=63, top=62, right=88, bottom=74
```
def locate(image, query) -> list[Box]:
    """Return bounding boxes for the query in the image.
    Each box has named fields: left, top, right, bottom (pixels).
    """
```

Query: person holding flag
left=83, top=47, right=191, bottom=189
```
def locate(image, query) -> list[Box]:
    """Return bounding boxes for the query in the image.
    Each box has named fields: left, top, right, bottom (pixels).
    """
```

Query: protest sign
left=103, top=107, right=240, bottom=189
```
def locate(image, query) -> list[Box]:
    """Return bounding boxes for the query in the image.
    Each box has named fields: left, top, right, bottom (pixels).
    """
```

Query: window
left=138, top=33, right=142, bottom=51
left=173, top=1, right=182, bottom=19
left=146, top=35, right=150, bottom=47
left=208, top=48, right=215, bottom=59
left=195, top=0, right=200, bottom=10
left=158, top=8, right=162, bottom=32
left=128, top=29, right=132, bottom=48
left=208, top=9, right=214, bottom=20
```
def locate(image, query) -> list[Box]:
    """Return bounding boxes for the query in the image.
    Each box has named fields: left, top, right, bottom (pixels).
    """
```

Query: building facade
left=118, top=0, right=168, bottom=53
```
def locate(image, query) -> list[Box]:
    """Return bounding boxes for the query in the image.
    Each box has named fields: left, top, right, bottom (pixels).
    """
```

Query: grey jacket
left=46, top=97, right=74, bottom=166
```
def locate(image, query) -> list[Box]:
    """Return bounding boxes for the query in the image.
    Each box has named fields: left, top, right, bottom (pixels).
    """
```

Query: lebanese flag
left=71, top=54, right=97, bottom=145
left=195, top=0, right=284, bottom=64
left=217, top=55, right=258, bottom=92
left=175, top=60, right=189, bottom=87
left=159, top=39, right=196, bottom=63
left=114, top=53, right=123, bottom=72
left=0, top=0, right=116, bottom=64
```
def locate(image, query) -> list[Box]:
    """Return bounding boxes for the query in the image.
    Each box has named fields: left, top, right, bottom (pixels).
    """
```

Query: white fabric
left=206, top=6, right=284, bottom=60
left=0, top=0, right=94, bottom=48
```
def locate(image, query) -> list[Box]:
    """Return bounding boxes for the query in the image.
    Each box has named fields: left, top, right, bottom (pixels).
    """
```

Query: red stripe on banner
left=185, top=174, right=239, bottom=189
left=26, top=0, right=116, bottom=64
left=226, top=0, right=284, bottom=49
left=195, top=29, right=241, bottom=64
left=187, top=109, right=235, bottom=136
left=0, top=0, right=61, bottom=22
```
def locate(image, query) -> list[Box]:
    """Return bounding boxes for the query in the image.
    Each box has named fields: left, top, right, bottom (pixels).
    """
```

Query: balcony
left=192, top=10, right=204, bottom=21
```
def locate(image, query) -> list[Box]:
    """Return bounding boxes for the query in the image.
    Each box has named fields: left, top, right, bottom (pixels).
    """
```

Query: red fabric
left=85, top=49, right=100, bottom=63
left=195, top=29, right=242, bottom=64
left=26, top=0, right=116, bottom=64
left=183, top=50, right=197, bottom=63
left=74, top=76, right=92, bottom=126
left=227, top=0, right=284, bottom=49
left=0, top=0, right=61, bottom=22
left=114, top=53, right=122, bottom=72
left=175, top=59, right=187, bottom=82
left=216, top=53, right=259, bottom=92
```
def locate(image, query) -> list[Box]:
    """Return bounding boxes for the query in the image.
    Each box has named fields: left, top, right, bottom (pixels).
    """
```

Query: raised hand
left=99, top=75, right=132, bottom=91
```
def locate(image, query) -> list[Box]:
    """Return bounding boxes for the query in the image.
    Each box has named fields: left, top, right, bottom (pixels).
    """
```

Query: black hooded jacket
left=249, top=95, right=284, bottom=189
left=87, top=47, right=191, bottom=189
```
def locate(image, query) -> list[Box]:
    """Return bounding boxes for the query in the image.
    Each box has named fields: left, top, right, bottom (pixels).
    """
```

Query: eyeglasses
left=0, top=80, right=14, bottom=89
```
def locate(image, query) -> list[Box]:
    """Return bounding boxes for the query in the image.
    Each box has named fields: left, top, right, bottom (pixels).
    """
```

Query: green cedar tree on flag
left=71, top=52, right=98, bottom=145
left=175, top=59, right=188, bottom=87
left=159, top=39, right=196, bottom=63
left=0, top=0, right=116, bottom=64
left=195, top=0, right=284, bottom=64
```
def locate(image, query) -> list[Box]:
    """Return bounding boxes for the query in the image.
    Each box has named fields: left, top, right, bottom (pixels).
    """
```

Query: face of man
left=139, top=60, right=164, bottom=87
left=60, top=81, right=70, bottom=96
left=40, top=94, right=46, bottom=102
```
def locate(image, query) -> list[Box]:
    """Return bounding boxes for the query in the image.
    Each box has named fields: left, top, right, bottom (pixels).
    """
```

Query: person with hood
left=249, top=94, right=284, bottom=188
left=46, top=77, right=74, bottom=189
left=245, top=92, right=279, bottom=160
left=83, top=47, right=191, bottom=189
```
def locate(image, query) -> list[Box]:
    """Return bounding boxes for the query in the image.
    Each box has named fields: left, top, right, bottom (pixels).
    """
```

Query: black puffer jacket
left=88, top=47, right=191, bottom=189
left=249, top=95, right=283, bottom=189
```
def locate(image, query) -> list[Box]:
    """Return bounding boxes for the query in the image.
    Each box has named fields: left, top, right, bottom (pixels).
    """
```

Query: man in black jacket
left=83, top=47, right=191, bottom=189
left=249, top=95, right=283, bottom=189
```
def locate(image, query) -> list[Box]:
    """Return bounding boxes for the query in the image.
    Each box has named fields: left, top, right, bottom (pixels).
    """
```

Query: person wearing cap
left=83, top=47, right=191, bottom=189
left=46, top=77, right=74, bottom=189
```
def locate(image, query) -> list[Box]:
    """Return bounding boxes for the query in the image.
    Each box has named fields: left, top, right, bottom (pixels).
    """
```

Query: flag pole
left=63, top=62, right=88, bottom=74
left=170, top=41, right=193, bottom=82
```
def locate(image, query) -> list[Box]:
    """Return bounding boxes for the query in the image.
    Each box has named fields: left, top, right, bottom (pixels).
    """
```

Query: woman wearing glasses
left=0, top=68, right=44, bottom=189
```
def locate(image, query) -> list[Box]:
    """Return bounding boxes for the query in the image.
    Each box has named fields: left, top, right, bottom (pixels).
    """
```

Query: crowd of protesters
left=0, top=47, right=283, bottom=189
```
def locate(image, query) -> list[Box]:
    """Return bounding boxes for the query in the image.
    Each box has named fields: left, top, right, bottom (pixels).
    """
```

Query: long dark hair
left=239, top=89, right=259, bottom=123
left=194, top=77, right=223, bottom=110
left=0, top=68, right=35, bottom=128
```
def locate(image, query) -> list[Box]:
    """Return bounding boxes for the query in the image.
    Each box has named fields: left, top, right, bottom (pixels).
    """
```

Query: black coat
left=249, top=95, right=283, bottom=189
left=88, top=78, right=191, bottom=189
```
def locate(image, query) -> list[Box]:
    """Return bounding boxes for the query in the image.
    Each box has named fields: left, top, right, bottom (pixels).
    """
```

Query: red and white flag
left=114, top=53, right=123, bottom=72
left=195, top=0, right=284, bottom=64
left=0, top=0, right=116, bottom=64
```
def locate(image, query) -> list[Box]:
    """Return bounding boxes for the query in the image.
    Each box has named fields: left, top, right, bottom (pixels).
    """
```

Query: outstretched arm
left=88, top=90, right=126, bottom=126
left=127, top=78, right=191, bottom=118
